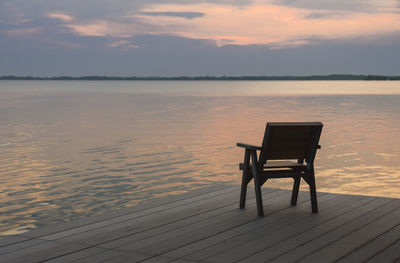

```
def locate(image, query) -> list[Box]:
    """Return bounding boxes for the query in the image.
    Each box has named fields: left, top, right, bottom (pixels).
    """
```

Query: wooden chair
left=237, top=122, right=323, bottom=216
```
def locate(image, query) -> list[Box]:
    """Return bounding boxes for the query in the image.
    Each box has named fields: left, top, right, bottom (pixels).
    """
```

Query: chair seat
left=239, top=160, right=305, bottom=170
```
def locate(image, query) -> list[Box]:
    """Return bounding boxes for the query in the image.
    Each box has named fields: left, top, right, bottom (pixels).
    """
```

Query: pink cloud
left=65, top=21, right=137, bottom=37
left=47, top=13, right=75, bottom=22
left=137, top=2, right=400, bottom=46
left=108, top=40, right=140, bottom=49
left=52, top=1, right=400, bottom=47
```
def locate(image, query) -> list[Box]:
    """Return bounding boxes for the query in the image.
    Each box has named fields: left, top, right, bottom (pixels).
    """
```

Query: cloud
left=47, top=13, right=75, bottom=22
left=108, top=40, right=140, bottom=49
left=1, top=0, right=400, bottom=77
left=5, top=27, right=42, bottom=37
left=109, top=40, right=130, bottom=47
left=274, top=0, right=365, bottom=11
left=65, top=20, right=138, bottom=37
left=273, top=0, right=399, bottom=13
left=3, top=0, right=400, bottom=48
left=133, top=3, right=400, bottom=46
left=139, top=11, right=205, bottom=19
left=0, top=4, right=31, bottom=25
left=2, top=33, right=400, bottom=76
left=304, top=11, right=348, bottom=19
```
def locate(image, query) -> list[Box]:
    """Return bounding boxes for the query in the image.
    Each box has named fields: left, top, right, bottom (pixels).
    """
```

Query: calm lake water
left=1, top=80, right=400, bottom=235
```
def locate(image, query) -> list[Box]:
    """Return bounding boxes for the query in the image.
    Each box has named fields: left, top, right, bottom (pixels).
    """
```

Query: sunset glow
left=1, top=0, right=400, bottom=75
left=53, top=2, right=400, bottom=46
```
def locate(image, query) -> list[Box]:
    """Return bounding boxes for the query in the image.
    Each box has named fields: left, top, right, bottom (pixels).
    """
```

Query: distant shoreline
left=1, top=75, right=400, bottom=81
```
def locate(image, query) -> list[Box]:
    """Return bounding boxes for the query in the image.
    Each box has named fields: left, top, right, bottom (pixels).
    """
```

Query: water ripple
left=0, top=89, right=399, bottom=235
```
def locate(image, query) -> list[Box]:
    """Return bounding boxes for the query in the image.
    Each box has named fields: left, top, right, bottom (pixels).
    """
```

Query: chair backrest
left=260, top=122, right=323, bottom=165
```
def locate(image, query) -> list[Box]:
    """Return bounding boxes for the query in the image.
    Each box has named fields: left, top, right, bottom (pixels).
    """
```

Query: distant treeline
left=1, top=74, right=400, bottom=81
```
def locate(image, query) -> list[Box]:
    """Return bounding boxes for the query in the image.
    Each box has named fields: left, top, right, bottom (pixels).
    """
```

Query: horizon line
left=1, top=74, right=400, bottom=81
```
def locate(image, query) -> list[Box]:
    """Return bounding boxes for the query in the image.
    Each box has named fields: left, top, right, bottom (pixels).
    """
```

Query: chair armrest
left=236, top=143, right=263, bottom=151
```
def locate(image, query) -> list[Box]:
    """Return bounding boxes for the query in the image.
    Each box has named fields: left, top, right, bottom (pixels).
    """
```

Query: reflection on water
left=0, top=81, right=400, bottom=235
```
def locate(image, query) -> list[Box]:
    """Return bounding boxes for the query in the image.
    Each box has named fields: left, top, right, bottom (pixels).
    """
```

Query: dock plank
left=71, top=249, right=126, bottom=263
left=100, top=250, right=154, bottom=263
left=366, top=239, right=400, bottom=263
left=44, top=247, right=109, bottom=263
left=0, top=185, right=399, bottom=263
left=0, top=237, right=48, bottom=255
left=40, top=186, right=239, bottom=241
left=163, top=191, right=330, bottom=259
left=187, top=194, right=373, bottom=262
left=65, top=187, right=268, bottom=243
left=21, top=184, right=229, bottom=239
left=0, top=239, right=84, bottom=263
left=260, top=197, right=400, bottom=263
left=96, top=188, right=267, bottom=250
left=0, top=235, right=31, bottom=248
left=336, top=219, right=400, bottom=262
left=298, top=201, right=400, bottom=262
left=240, top=197, right=394, bottom=262
left=117, top=188, right=291, bottom=254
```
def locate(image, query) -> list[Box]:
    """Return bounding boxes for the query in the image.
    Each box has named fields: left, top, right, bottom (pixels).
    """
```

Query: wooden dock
left=1, top=184, right=400, bottom=262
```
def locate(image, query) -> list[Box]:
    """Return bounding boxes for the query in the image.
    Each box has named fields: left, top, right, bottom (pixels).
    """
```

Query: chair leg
left=240, top=149, right=251, bottom=209
left=254, top=181, right=264, bottom=217
left=239, top=178, right=247, bottom=209
left=309, top=171, right=318, bottom=213
left=250, top=151, right=264, bottom=217
left=291, top=177, right=301, bottom=206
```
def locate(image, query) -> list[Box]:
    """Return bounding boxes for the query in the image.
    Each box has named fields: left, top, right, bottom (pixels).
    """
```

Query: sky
left=1, top=0, right=400, bottom=76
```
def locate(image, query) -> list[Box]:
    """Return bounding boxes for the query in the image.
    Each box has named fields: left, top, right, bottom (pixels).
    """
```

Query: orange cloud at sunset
left=60, top=2, right=400, bottom=47
left=65, top=21, right=138, bottom=38
left=138, top=3, right=400, bottom=46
